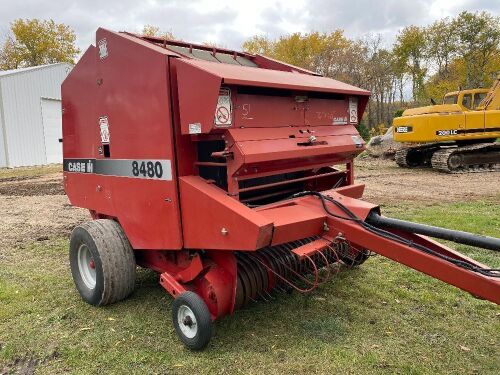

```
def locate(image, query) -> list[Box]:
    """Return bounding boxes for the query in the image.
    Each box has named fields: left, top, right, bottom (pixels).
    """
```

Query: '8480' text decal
left=132, top=161, right=164, bottom=178
left=63, top=159, right=172, bottom=180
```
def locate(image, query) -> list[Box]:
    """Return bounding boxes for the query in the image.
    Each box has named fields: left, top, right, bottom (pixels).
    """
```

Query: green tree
left=393, top=26, right=427, bottom=101
left=0, top=19, right=79, bottom=70
left=454, top=11, right=500, bottom=88
left=242, top=35, right=274, bottom=56
left=141, top=24, right=175, bottom=40
left=425, top=18, right=458, bottom=78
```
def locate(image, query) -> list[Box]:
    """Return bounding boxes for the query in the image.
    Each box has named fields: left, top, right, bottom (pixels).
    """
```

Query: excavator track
left=431, top=143, right=500, bottom=173
left=395, top=148, right=412, bottom=167
left=395, top=145, right=441, bottom=168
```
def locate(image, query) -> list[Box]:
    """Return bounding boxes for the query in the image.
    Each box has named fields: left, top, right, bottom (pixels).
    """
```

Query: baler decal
left=63, top=159, right=172, bottom=180
left=99, top=117, right=110, bottom=144
left=214, top=88, right=232, bottom=127
left=349, top=96, right=358, bottom=124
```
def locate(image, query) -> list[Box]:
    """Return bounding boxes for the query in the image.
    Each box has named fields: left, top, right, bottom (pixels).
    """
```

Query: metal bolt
left=323, top=222, right=329, bottom=231
left=96, top=185, right=102, bottom=192
left=221, top=228, right=229, bottom=236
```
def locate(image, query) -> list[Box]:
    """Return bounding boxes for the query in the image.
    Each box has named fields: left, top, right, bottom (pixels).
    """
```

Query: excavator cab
left=442, top=89, right=489, bottom=110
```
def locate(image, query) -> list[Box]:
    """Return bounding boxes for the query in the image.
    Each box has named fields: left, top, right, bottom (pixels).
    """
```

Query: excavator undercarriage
left=396, top=142, right=500, bottom=173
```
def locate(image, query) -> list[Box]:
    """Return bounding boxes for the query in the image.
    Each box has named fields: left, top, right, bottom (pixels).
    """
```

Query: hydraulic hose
left=366, top=212, right=500, bottom=252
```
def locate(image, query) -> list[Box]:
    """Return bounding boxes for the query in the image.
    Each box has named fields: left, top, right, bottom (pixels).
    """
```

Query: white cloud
left=0, top=0, right=497, bottom=53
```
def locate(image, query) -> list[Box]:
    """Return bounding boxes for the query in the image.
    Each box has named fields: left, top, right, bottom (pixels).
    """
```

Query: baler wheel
left=172, top=292, right=213, bottom=350
left=340, top=248, right=370, bottom=267
left=69, top=219, right=136, bottom=306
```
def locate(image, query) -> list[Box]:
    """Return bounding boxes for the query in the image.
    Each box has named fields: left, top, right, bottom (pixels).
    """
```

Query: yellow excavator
left=392, top=77, right=500, bottom=172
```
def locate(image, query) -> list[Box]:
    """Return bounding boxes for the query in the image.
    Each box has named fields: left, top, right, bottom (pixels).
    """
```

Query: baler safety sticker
left=63, top=159, right=172, bottom=181
left=214, top=88, right=232, bottom=127
left=188, top=122, right=202, bottom=134
left=98, top=39, right=108, bottom=59
left=99, top=116, right=110, bottom=144
left=349, top=97, right=358, bottom=124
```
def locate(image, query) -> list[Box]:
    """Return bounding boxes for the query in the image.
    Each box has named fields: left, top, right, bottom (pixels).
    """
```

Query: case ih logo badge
left=214, top=88, right=232, bottom=127
left=99, top=116, right=110, bottom=144
left=98, top=38, right=108, bottom=59
left=333, top=116, right=348, bottom=125
left=349, top=97, right=358, bottom=124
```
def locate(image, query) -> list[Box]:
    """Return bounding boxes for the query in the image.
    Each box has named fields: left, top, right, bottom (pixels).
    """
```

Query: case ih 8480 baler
left=62, top=29, right=500, bottom=350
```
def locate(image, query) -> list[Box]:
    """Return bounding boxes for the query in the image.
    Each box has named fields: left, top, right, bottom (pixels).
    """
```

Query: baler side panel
left=168, top=58, right=197, bottom=178
left=62, top=46, right=116, bottom=214
left=173, top=58, right=222, bottom=135
left=63, top=29, right=183, bottom=250
left=179, top=176, right=273, bottom=250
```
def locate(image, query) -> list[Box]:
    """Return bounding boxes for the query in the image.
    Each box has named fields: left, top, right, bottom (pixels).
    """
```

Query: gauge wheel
left=172, top=291, right=213, bottom=350
left=69, top=219, right=136, bottom=306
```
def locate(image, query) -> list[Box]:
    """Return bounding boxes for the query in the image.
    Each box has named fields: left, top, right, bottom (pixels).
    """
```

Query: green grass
left=0, top=164, right=61, bottom=180
left=1, top=203, right=499, bottom=374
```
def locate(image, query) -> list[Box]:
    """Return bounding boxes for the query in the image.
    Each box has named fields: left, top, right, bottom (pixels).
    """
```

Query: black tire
left=172, top=292, right=213, bottom=350
left=69, top=219, right=136, bottom=306
left=341, top=249, right=369, bottom=267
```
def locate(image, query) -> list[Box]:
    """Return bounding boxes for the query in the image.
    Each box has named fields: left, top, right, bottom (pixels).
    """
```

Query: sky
left=0, top=0, right=499, bottom=54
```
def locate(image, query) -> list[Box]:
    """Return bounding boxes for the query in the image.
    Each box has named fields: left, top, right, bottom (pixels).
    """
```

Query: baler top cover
left=127, top=31, right=370, bottom=136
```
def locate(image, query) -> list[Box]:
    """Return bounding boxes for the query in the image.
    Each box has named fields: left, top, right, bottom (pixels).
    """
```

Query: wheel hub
left=177, top=305, right=198, bottom=339
left=77, top=244, right=97, bottom=289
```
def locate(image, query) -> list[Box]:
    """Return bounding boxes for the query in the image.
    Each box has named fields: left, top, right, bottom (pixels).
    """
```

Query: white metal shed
left=0, top=63, right=72, bottom=168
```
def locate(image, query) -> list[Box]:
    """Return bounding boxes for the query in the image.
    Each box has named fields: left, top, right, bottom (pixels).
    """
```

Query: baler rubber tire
left=341, top=251, right=369, bottom=267
left=69, top=219, right=136, bottom=306
left=172, top=292, right=213, bottom=351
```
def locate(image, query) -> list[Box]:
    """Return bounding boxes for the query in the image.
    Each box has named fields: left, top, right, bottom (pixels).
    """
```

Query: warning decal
left=349, top=97, right=358, bottom=124
left=214, top=88, right=232, bottom=127
left=99, top=116, right=110, bottom=144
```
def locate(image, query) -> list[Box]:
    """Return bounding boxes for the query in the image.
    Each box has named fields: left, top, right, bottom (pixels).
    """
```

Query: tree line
left=243, top=11, right=500, bottom=135
left=1, top=12, right=499, bottom=136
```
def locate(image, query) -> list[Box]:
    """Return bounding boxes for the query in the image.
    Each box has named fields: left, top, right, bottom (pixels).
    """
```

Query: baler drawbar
left=62, top=29, right=500, bottom=350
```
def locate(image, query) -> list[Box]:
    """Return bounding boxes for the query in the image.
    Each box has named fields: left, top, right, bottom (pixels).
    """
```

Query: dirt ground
left=0, top=172, right=88, bottom=252
left=0, top=158, right=498, bottom=251
left=355, top=156, right=500, bottom=204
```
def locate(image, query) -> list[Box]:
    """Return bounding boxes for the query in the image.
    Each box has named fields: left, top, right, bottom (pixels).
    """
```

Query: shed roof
left=0, top=63, right=71, bottom=78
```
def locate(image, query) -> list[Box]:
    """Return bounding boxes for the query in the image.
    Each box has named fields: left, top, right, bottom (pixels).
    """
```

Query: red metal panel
left=179, top=176, right=273, bottom=250
left=62, top=46, right=98, bottom=158
left=173, top=58, right=222, bottom=135
left=292, top=238, right=332, bottom=259
left=63, top=28, right=183, bottom=250
left=177, top=59, right=371, bottom=96
left=253, top=54, right=320, bottom=75
left=305, top=98, right=349, bottom=126
left=233, top=93, right=303, bottom=127
left=225, top=125, right=364, bottom=178
left=228, top=124, right=360, bottom=141
left=259, top=204, right=326, bottom=245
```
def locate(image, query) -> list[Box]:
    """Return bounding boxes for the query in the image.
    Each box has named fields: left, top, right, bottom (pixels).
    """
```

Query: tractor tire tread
left=74, top=219, right=135, bottom=306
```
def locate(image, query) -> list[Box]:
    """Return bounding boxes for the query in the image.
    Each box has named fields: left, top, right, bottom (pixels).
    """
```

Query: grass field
left=1, top=202, right=498, bottom=374
left=0, top=163, right=499, bottom=374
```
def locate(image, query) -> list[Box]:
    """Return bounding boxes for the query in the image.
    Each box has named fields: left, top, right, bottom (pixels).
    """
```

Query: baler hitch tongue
left=366, top=212, right=500, bottom=252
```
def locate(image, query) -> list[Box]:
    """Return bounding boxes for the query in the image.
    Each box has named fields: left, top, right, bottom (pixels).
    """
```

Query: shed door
left=41, top=98, right=62, bottom=164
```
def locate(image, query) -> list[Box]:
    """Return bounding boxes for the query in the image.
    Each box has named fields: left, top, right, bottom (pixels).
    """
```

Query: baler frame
left=62, top=28, right=499, bottom=350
